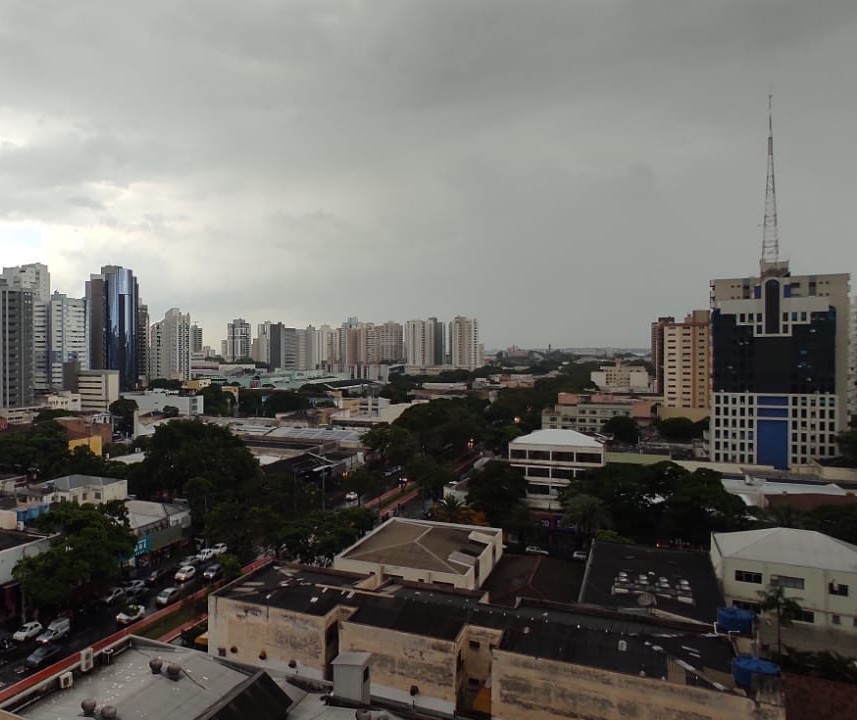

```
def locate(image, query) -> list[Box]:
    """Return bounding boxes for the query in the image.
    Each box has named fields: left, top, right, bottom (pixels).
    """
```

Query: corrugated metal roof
left=713, top=528, right=857, bottom=573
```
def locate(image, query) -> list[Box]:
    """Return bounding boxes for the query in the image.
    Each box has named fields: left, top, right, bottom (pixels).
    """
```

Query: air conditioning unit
left=59, top=671, right=74, bottom=689
left=80, top=647, right=94, bottom=672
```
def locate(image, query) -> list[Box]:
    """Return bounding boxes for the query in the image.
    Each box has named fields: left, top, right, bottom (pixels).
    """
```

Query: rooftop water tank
left=718, top=606, right=755, bottom=635
left=732, top=656, right=780, bottom=689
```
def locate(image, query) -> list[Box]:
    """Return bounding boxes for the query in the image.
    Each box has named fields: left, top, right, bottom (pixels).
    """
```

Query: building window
left=732, top=600, right=760, bottom=613
left=832, top=615, right=841, bottom=625
left=829, top=583, right=849, bottom=597
left=771, top=575, right=805, bottom=590
left=528, top=450, right=550, bottom=461
left=469, top=640, right=481, bottom=650
left=510, top=449, right=526, bottom=460
left=735, top=570, right=762, bottom=584
left=795, top=610, right=815, bottom=624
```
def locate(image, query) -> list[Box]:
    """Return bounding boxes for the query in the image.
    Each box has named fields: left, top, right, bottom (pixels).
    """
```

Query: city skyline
left=2, top=2, right=856, bottom=348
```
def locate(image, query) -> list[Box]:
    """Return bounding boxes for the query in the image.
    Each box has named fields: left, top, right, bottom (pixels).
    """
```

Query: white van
left=36, top=616, right=71, bottom=644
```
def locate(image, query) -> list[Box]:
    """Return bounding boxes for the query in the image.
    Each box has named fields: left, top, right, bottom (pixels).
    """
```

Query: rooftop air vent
left=101, top=706, right=118, bottom=720
left=165, top=663, right=182, bottom=681
left=149, top=658, right=163, bottom=675
left=81, top=698, right=97, bottom=717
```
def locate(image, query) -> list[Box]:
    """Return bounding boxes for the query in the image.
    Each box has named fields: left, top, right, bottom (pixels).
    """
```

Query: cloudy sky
left=2, top=1, right=856, bottom=350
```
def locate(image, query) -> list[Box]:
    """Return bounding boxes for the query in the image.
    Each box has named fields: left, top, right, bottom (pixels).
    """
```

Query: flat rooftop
left=0, top=529, right=48, bottom=552
left=336, top=518, right=500, bottom=575
left=579, top=541, right=723, bottom=625
left=13, top=638, right=291, bottom=720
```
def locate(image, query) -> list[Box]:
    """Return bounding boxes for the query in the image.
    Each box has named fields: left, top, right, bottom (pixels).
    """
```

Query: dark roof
left=483, top=555, right=584, bottom=606
left=783, top=673, right=857, bottom=720
left=196, top=671, right=292, bottom=720
left=767, top=493, right=857, bottom=511
left=0, top=529, right=44, bottom=552
left=323, top=379, right=377, bottom=390
left=579, top=541, right=723, bottom=625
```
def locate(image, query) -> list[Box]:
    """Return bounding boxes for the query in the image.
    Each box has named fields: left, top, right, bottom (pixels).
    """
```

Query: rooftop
left=510, top=428, right=603, bottom=449
left=0, top=528, right=49, bottom=552
left=335, top=517, right=500, bottom=576
left=712, top=528, right=857, bottom=573
left=50, top=474, right=127, bottom=491
left=579, top=541, right=723, bottom=625
left=12, top=638, right=292, bottom=720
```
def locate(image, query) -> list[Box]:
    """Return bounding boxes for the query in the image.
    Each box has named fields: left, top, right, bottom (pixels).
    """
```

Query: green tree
left=219, top=553, right=242, bottom=581
left=148, top=378, right=183, bottom=391
left=601, top=415, right=640, bottom=444
left=344, top=467, right=384, bottom=504
left=762, top=503, right=805, bottom=529
left=561, top=493, right=611, bottom=537
left=64, top=446, right=108, bottom=476
left=0, top=420, right=70, bottom=479
left=835, top=428, right=857, bottom=466
left=199, top=384, right=235, bottom=416
left=466, top=461, right=527, bottom=529
left=758, top=584, right=804, bottom=657
left=406, top=455, right=453, bottom=501
left=657, top=417, right=702, bottom=441
left=161, top=405, right=180, bottom=418
left=362, top=425, right=418, bottom=467
left=109, top=398, right=138, bottom=436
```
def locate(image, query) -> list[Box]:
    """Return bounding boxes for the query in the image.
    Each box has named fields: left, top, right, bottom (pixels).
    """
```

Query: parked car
left=26, top=644, right=64, bottom=669
left=102, top=587, right=126, bottom=605
left=202, top=563, right=223, bottom=582
left=195, top=548, right=215, bottom=563
left=123, top=580, right=146, bottom=593
left=179, top=555, right=200, bottom=567
left=155, top=587, right=180, bottom=608
left=146, top=566, right=174, bottom=586
left=12, top=621, right=43, bottom=642
left=572, top=551, right=588, bottom=561
left=116, top=604, right=146, bottom=626
left=36, top=617, right=71, bottom=644
left=212, top=543, right=228, bottom=556
left=525, top=546, right=549, bottom=556
left=174, top=565, right=196, bottom=583
left=345, top=492, right=358, bottom=503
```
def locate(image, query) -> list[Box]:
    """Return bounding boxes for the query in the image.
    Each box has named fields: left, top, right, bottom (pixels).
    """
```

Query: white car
left=195, top=548, right=215, bottom=562
left=175, top=565, right=196, bottom=582
left=345, top=492, right=358, bottom=503
left=155, top=587, right=180, bottom=607
left=13, top=621, right=43, bottom=642
left=573, top=551, right=588, bottom=561
left=102, top=587, right=126, bottom=604
left=116, top=604, right=146, bottom=626
left=525, top=546, right=550, bottom=556
left=212, top=543, right=228, bottom=556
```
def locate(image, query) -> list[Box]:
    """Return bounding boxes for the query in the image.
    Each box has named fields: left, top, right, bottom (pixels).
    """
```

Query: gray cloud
left=0, top=0, right=855, bottom=348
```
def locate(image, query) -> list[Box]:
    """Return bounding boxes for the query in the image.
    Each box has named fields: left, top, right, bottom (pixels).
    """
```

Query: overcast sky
left=2, top=1, right=856, bottom=350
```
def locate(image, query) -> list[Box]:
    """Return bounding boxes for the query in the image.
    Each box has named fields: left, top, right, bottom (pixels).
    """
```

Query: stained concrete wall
left=339, top=620, right=458, bottom=716
left=491, top=650, right=785, bottom=720
left=207, top=594, right=332, bottom=679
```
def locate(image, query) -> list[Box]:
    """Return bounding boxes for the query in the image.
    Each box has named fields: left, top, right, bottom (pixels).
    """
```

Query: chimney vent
left=149, top=658, right=163, bottom=675
left=165, top=663, right=182, bottom=681
left=101, top=705, right=118, bottom=720
left=81, top=698, right=97, bottom=716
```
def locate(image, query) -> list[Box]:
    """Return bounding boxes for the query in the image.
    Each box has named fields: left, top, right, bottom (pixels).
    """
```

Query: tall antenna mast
left=760, top=95, right=786, bottom=276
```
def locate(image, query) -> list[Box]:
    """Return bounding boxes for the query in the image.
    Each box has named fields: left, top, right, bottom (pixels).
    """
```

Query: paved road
left=0, top=569, right=207, bottom=690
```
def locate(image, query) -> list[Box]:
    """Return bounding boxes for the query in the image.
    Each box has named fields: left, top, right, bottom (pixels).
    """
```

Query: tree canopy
left=466, top=461, right=528, bottom=529
left=601, top=415, right=640, bottom=444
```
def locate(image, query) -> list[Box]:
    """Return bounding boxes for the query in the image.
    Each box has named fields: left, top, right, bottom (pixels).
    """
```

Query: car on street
left=179, top=555, right=200, bottom=567
left=195, top=547, right=215, bottom=563
left=174, top=565, right=196, bottom=583
left=525, top=546, right=550, bottom=556
left=26, top=643, right=64, bottom=669
left=123, top=580, right=146, bottom=593
left=146, top=566, right=174, bottom=586
left=155, top=587, right=180, bottom=608
left=572, top=551, right=588, bottom=561
left=345, top=491, right=358, bottom=503
left=102, top=587, right=126, bottom=605
left=202, top=563, right=223, bottom=582
left=212, top=543, right=228, bottom=556
left=116, top=604, right=146, bottom=626
left=36, top=617, right=71, bottom=644
left=13, top=621, right=43, bottom=642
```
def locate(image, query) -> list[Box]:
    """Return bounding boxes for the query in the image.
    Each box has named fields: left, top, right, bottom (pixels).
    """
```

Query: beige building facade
left=662, top=309, right=710, bottom=422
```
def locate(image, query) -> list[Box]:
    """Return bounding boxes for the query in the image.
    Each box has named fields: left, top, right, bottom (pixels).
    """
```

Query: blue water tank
left=732, top=656, right=780, bottom=689
left=718, top=607, right=755, bottom=635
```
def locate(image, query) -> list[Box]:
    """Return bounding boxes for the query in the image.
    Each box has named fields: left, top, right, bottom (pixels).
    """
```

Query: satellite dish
left=637, top=592, right=657, bottom=608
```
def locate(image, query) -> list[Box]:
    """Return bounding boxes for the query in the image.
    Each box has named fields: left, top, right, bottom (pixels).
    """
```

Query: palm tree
left=758, top=584, right=803, bottom=658
left=433, top=495, right=466, bottom=523
left=561, top=494, right=611, bottom=538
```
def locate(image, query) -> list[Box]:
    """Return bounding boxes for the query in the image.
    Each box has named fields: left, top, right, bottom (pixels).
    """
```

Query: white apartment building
left=148, top=307, right=192, bottom=381
left=508, top=429, right=606, bottom=511
left=77, top=369, right=120, bottom=412
left=225, top=318, right=251, bottom=361
left=2, top=263, right=50, bottom=391
left=405, top=317, right=445, bottom=367
left=47, top=292, right=88, bottom=389
left=121, top=389, right=203, bottom=416
left=850, top=295, right=856, bottom=419
left=590, top=361, right=651, bottom=394
left=661, top=310, right=710, bottom=422
left=711, top=528, right=857, bottom=634
left=449, top=316, right=481, bottom=371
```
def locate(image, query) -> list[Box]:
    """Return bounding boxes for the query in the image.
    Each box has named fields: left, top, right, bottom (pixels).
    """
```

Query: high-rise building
left=137, top=302, right=149, bottom=385
left=149, top=308, right=192, bottom=381
left=709, top=103, right=850, bottom=469
left=661, top=311, right=710, bottom=421
left=377, top=321, right=404, bottom=364
left=449, top=316, right=480, bottom=370
left=2, top=263, right=50, bottom=390
left=0, top=281, right=34, bottom=407
left=297, top=326, right=316, bottom=371
left=86, top=265, right=141, bottom=392
left=226, top=318, right=251, bottom=362
left=190, top=324, right=203, bottom=355
left=47, top=292, right=88, bottom=388
left=850, top=296, right=857, bottom=421
left=650, top=316, right=675, bottom=396
left=252, top=322, right=272, bottom=365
